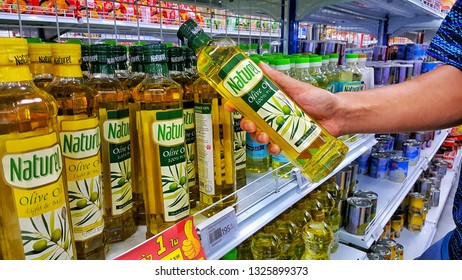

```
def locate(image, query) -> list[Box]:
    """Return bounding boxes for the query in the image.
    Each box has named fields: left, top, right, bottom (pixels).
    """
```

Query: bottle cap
left=346, top=53, right=359, bottom=62
left=250, top=43, right=258, bottom=50
left=250, top=56, right=260, bottom=65
left=26, top=38, right=42, bottom=43
left=0, top=38, right=30, bottom=67
left=177, top=19, right=211, bottom=53
left=261, top=43, right=271, bottom=49
left=114, top=45, right=128, bottom=68
left=309, top=56, right=322, bottom=63
left=183, top=47, right=197, bottom=68
left=239, top=44, right=250, bottom=51
left=65, top=39, right=82, bottom=45
left=322, top=55, right=330, bottom=62
left=294, top=57, right=310, bottom=68
left=143, top=43, right=167, bottom=63
left=273, top=58, right=290, bottom=71
left=28, top=42, right=52, bottom=64
left=51, top=43, right=81, bottom=65
left=89, top=44, right=115, bottom=64
left=329, top=53, right=339, bottom=58
left=167, top=46, right=185, bottom=62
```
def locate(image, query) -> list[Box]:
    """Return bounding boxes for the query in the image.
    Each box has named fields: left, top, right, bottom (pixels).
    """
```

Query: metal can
left=396, top=243, right=404, bottom=260
left=394, top=133, right=410, bottom=151
left=377, top=135, right=395, bottom=151
left=431, top=187, right=441, bottom=207
left=377, top=237, right=397, bottom=257
left=348, top=161, right=359, bottom=196
left=416, top=178, right=432, bottom=199
left=402, top=141, right=420, bottom=166
left=434, top=162, right=448, bottom=176
left=406, top=211, right=424, bottom=232
left=414, top=132, right=427, bottom=149
left=356, top=152, right=370, bottom=175
left=391, top=215, right=402, bottom=238
left=428, top=176, right=442, bottom=189
left=408, top=192, right=425, bottom=213
left=370, top=244, right=392, bottom=260
left=388, top=156, right=409, bottom=182
left=369, top=152, right=390, bottom=179
left=345, top=197, right=372, bottom=236
left=372, top=141, right=389, bottom=153
left=353, top=190, right=378, bottom=220
left=337, top=198, right=348, bottom=228
left=367, top=252, right=385, bottom=260
left=335, top=166, right=352, bottom=199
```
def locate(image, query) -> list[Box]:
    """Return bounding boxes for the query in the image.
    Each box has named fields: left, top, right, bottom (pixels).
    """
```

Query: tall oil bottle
left=301, top=209, right=334, bottom=260
left=250, top=225, right=283, bottom=260
left=0, top=38, right=76, bottom=259
left=131, top=44, right=190, bottom=238
left=87, top=44, right=137, bottom=243
left=233, top=111, right=247, bottom=189
left=44, top=42, right=106, bottom=259
left=27, top=40, right=53, bottom=90
left=177, top=19, right=348, bottom=183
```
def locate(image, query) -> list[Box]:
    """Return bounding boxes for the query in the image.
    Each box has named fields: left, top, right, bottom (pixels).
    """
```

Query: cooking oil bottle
left=315, top=184, right=335, bottom=217
left=326, top=53, right=340, bottom=93
left=293, top=57, right=318, bottom=86
left=44, top=42, right=106, bottom=260
left=28, top=40, right=53, bottom=89
left=87, top=44, right=137, bottom=243
left=192, top=76, right=237, bottom=217
left=0, top=38, right=76, bottom=260
left=309, top=56, right=329, bottom=90
left=126, top=45, right=146, bottom=226
left=327, top=200, right=342, bottom=254
left=270, top=58, right=294, bottom=179
left=273, top=212, right=299, bottom=260
left=301, top=209, right=333, bottom=260
left=114, top=45, right=129, bottom=85
left=237, top=236, right=254, bottom=260
left=132, top=44, right=189, bottom=238
left=289, top=201, right=311, bottom=259
left=167, top=46, right=199, bottom=210
left=250, top=225, right=283, bottom=260
left=336, top=53, right=364, bottom=93
left=304, top=191, right=324, bottom=216
left=233, top=111, right=247, bottom=189
left=177, top=19, right=348, bottom=183
left=81, top=44, right=91, bottom=81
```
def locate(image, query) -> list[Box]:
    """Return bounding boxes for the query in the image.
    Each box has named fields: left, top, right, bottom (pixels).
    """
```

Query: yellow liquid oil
left=301, top=211, right=333, bottom=260
left=195, top=41, right=348, bottom=182
left=88, top=75, right=137, bottom=243
left=132, top=74, right=190, bottom=238
left=233, top=112, right=247, bottom=189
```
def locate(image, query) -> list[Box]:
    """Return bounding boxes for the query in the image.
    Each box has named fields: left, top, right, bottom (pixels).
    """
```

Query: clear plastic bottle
left=326, top=53, right=340, bottom=93
left=327, top=201, right=342, bottom=254
left=273, top=213, right=299, bottom=260
left=178, top=19, right=348, bottom=183
left=289, top=202, right=312, bottom=259
left=301, top=210, right=334, bottom=260
left=250, top=225, right=283, bottom=260
left=336, top=53, right=363, bottom=93
left=45, top=42, right=106, bottom=259
left=28, top=41, right=53, bottom=89
left=87, top=44, right=137, bottom=243
left=321, top=55, right=330, bottom=75
left=357, top=53, right=375, bottom=90
left=293, top=57, right=318, bottom=86
left=0, top=38, right=76, bottom=260
left=309, top=56, right=329, bottom=89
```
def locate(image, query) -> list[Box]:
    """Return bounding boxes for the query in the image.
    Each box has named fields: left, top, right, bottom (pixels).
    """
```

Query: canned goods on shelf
left=377, top=237, right=397, bottom=257
left=431, top=188, right=441, bottom=207
left=353, top=190, right=378, bottom=220
left=345, top=197, right=372, bottom=236
left=388, top=156, right=409, bottom=182
left=356, top=152, right=370, bottom=175
left=391, top=216, right=402, bottom=238
left=335, top=166, right=352, bottom=199
left=377, top=135, right=395, bottom=151
left=416, top=178, right=432, bottom=199
left=369, top=152, right=390, bottom=179
left=367, top=252, right=385, bottom=260
left=337, top=198, right=347, bottom=228
left=396, top=243, right=404, bottom=260
left=402, top=141, right=420, bottom=166
left=408, top=192, right=425, bottom=213
left=428, top=176, right=442, bottom=189
left=370, top=244, right=392, bottom=260
left=348, top=161, right=359, bottom=196
left=394, top=133, right=410, bottom=150
left=406, top=211, right=424, bottom=232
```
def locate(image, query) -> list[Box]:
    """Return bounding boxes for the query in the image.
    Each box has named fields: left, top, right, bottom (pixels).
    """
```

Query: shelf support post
left=288, top=0, right=297, bottom=54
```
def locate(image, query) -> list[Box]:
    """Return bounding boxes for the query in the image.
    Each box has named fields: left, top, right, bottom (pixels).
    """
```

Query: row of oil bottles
left=0, top=34, right=371, bottom=260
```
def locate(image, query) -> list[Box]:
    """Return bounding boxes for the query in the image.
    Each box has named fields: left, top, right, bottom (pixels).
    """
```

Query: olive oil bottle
left=250, top=225, right=283, bottom=260
left=273, top=212, right=299, bottom=260
left=233, top=111, right=247, bottom=189
left=44, top=42, right=106, bottom=260
left=178, top=19, right=348, bottom=183
left=168, top=46, right=199, bottom=210
left=81, top=44, right=91, bottom=81
left=114, top=45, right=129, bottom=85
left=192, top=77, right=237, bottom=217
left=126, top=45, right=146, bottom=226
left=0, top=38, right=76, bottom=260
left=132, top=44, right=189, bottom=238
left=87, top=44, right=137, bottom=243
left=28, top=41, right=53, bottom=89
left=301, top=210, right=333, bottom=260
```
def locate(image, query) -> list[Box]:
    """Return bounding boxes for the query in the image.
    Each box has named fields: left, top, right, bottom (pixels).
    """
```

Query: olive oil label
left=338, top=81, right=365, bottom=92
left=59, top=117, right=104, bottom=241
left=103, top=109, right=133, bottom=215
left=233, top=112, right=246, bottom=172
left=2, top=133, right=75, bottom=260
left=194, top=103, right=215, bottom=195
left=183, top=100, right=196, bottom=189
left=152, top=109, right=189, bottom=222
left=219, top=54, right=321, bottom=154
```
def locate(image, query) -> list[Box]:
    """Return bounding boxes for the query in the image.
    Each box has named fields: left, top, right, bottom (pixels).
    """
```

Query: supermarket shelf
left=339, top=129, right=450, bottom=250
left=398, top=222, right=437, bottom=260
left=331, top=243, right=367, bottom=260
left=425, top=170, right=457, bottom=225
left=202, top=134, right=376, bottom=260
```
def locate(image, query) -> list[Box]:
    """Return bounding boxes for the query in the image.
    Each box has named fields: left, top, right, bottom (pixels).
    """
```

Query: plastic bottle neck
left=54, top=64, right=83, bottom=78
left=0, top=65, right=33, bottom=82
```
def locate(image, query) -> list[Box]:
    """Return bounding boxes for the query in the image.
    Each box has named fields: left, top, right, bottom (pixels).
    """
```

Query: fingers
left=224, top=101, right=237, bottom=112
left=267, top=143, right=281, bottom=155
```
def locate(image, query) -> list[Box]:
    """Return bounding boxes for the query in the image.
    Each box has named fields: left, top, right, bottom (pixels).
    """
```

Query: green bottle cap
left=262, top=53, right=273, bottom=57
left=103, top=40, right=117, bottom=46
left=261, top=43, right=270, bottom=49
left=165, top=42, right=175, bottom=48
left=250, top=43, right=258, bottom=50
left=309, top=57, right=322, bottom=63
left=329, top=53, right=339, bottom=58
left=89, top=44, right=115, bottom=64
left=220, top=248, right=238, bottom=260
left=295, top=57, right=310, bottom=64
left=322, top=55, right=330, bottom=60
left=273, top=58, right=290, bottom=65
left=129, top=45, right=143, bottom=64
left=177, top=19, right=211, bottom=53
left=250, top=56, right=260, bottom=65
left=143, top=43, right=167, bottom=63
left=26, top=38, right=42, bottom=43
left=65, top=39, right=82, bottom=45
left=183, top=47, right=196, bottom=67
left=346, top=53, right=359, bottom=59
left=167, top=46, right=185, bottom=71
left=114, top=45, right=127, bottom=61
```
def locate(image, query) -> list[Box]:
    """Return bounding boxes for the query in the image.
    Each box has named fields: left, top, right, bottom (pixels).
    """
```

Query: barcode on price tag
left=196, top=206, right=238, bottom=256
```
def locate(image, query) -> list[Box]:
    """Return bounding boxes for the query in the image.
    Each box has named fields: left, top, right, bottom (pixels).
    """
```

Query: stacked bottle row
left=236, top=180, right=341, bottom=260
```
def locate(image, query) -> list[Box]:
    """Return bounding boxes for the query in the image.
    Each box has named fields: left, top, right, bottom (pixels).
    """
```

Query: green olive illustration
left=275, top=116, right=285, bottom=126
left=189, top=154, right=195, bottom=161
left=117, top=178, right=127, bottom=186
left=126, top=171, right=132, bottom=181
left=297, top=110, right=303, bottom=117
left=169, top=182, right=178, bottom=191
left=179, top=176, right=187, bottom=186
left=76, top=199, right=87, bottom=209
left=32, top=240, right=48, bottom=252
left=63, top=241, right=69, bottom=251
left=242, top=140, right=246, bottom=146
left=90, top=192, right=99, bottom=202
left=282, top=105, right=291, bottom=115
left=51, top=229, right=62, bottom=242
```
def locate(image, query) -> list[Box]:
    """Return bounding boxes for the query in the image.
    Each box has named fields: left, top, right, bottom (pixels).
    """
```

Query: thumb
left=259, top=61, right=318, bottom=100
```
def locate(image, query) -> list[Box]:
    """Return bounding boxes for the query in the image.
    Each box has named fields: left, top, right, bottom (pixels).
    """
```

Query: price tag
left=196, top=206, right=238, bottom=256
left=114, top=216, right=206, bottom=260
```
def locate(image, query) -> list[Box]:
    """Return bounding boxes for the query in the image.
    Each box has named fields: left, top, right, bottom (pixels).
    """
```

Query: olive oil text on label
left=2, top=144, right=63, bottom=188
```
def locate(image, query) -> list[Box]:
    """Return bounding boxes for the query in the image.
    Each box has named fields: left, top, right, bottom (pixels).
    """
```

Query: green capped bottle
left=87, top=44, right=137, bottom=243
left=177, top=19, right=348, bottom=183
left=0, top=38, right=76, bottom=260
left=336, top=53, right=364, bottom=93
left=293, top=57, right=318, bottom=86
left=132, top=44, right=189, bottom=237
left=45, top=42, right=106, bottom=259
left=326, top=53, right=340, bottom=93
left=309, top=56, right=329, bottom=89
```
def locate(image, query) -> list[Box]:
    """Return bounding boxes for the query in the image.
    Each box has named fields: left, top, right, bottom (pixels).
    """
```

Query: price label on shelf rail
left=196, top=206, right=238, bottom=257
left=114, top=216, right=206, bottom=260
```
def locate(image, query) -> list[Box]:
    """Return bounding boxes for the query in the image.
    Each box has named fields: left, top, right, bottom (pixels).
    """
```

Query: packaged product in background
left=246, top=131, right=270, bottom=173
left=45, top=42, right=106, bottom=259
left=131, top=44, right=189, bottom=237
left=177, top=19, right=348, bottom=183
left=250, top=225, right=283, bottom=260
left=87, top=44, right=137, bottom=243
left=0, top=38, right=76, bottom=260
left=358, top=53, right=374, bottom=90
